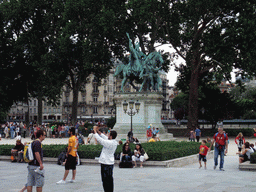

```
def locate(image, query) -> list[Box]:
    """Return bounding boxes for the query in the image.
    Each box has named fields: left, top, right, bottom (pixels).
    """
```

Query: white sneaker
left=69, top=179, right=76, bottom=183
left=56, top=180, right=66, bottom=184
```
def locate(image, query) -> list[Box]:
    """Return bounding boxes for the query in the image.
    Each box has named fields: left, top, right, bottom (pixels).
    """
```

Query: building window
left=93, top=107, right=98, bottom=114
left=44, top=108, right=47, bottom=113
left=34, top=100, right=36, bottom=106
left=30, top=108, right=32, bottom=113
left=93, top=85, right=98, bottom=92
left=82, top=95, right=86, bottom=101
left=93, top=96, right=98, bottom=102
left=34, top=108, right=36, bottom=114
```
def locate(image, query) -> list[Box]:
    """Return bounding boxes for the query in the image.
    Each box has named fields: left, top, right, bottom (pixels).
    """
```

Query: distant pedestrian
left=23, top=124, right=27, bottom=138
left=235, top=132, right=245, bottom=152
left=146, top=126, right=152, bottom=142
left=57, top=127, right=78, bottom=184
left=209, top=128, right=228, bottom=171
left=10, top=124, right=15, bottom=139
left=199, top=140, right=209, bottom=169
left=94, top=125, right=118, bottom=192
left=189, top=129, right=195, bottom=142
left=155, top=128, right=160, bottom=141
left=195, top=127, right=201, bottom=142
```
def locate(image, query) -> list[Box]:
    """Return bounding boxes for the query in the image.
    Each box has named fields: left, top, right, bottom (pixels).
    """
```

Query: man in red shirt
left=209, top=128, right=229, bottom=171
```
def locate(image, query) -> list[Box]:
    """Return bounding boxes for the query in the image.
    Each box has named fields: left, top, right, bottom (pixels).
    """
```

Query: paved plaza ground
left=1, top=137, right=256, bottom=191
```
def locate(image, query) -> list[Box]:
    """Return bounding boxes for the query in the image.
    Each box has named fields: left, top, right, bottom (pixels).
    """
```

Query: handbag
left=144, top=152, right=149, bottom=160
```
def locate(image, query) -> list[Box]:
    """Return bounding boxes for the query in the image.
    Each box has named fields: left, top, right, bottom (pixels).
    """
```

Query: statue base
left=113, top=92, right=173, bottom=141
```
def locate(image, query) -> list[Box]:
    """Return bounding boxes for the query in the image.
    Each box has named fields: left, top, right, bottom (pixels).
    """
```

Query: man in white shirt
left=93, top=126, right=118, bottom=192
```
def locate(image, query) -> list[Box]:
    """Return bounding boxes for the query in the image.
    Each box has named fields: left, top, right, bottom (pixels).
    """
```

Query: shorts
left=65, top=155, right=77, bottom=170
left=239, top=154, right=249, bottom=162
left=199, top=154, right=207, bottom=162
left=27, top=165, right=44, bottom=187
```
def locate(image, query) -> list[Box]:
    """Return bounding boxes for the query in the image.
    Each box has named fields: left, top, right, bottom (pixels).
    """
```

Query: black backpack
left=57, top=151, right=66, bottom=165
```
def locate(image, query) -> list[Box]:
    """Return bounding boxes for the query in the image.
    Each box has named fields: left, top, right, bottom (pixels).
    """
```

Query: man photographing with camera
left=93, top=125, right=118, bottom=192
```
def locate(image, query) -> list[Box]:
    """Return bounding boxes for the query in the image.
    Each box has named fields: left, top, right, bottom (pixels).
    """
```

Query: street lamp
left=123, top=100, right=140, bottom=134
left=201, top=107, right=205, bottom=129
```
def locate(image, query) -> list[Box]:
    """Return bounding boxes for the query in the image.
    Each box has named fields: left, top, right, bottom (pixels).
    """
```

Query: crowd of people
left=3, top=120, right=256, bottom=191
left=146, top=125, right=160, bottom=142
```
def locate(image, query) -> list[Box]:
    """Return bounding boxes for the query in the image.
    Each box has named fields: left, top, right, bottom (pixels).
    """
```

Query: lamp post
left=201, top=107, right=205, bottom=129
left=123, top=100, right=140, bottom=133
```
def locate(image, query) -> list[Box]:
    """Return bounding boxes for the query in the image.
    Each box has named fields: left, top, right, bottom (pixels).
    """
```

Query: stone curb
left=239, top=161, right=256, bottom=171
left=0, top=150, right=213, bottom=168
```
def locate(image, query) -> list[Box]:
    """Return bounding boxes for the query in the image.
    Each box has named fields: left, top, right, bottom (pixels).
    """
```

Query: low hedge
left=250, top=152, right=256, bottom=164
left=0, top=141, right=211, bottom=161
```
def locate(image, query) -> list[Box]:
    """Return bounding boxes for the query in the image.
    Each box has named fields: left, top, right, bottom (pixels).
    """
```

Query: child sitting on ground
left=199, top=140, right=209, bottom=169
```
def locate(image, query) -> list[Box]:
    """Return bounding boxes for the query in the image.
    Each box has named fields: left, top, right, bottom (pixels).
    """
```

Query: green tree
left=160, top=0, right=256, bottom=129
left=54, top=0, right=129, bottom=124
left=0, top=0, right=66, bottom=124
left=170, top=92, right=188, bottom=120
left=230, top=86, right=256, bottom=119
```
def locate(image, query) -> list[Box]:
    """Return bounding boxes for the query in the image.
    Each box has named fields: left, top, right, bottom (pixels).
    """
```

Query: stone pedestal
left=113, top=92, right=173, bottom=141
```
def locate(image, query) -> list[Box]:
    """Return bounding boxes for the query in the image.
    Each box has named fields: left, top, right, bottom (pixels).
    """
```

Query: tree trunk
left=187, top=66, right=199, bottom=130
left=71, top=84, right=79, bottom=125
left=37, top=92, right=43, bottom=125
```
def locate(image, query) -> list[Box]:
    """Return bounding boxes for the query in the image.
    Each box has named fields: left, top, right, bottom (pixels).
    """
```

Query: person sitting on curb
left=11, top=139, right=24, bottom=162
left=236, top=142, right=254, bottom=163
left=148, top=134, right=156, bottom=142
left=132, top=143, right=145, bottom=168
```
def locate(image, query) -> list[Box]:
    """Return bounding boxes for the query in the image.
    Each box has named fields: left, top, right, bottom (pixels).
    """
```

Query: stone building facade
left=7, top=69, right=173, bottom=123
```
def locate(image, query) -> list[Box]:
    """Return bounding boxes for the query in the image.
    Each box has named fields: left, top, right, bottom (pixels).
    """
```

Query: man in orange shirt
left=57, top=127, right=78, bottom=184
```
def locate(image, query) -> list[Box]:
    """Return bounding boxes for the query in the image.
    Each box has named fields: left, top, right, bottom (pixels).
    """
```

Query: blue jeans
left=101, top=164, right=114, bottom=192
left=11, top=131, right=15, bottom=139
left=214, top=146, right=225, bottom=169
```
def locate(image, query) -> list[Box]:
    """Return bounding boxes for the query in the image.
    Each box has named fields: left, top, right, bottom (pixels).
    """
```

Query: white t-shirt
left=88, top=133, right=96, bottom=145
left=94, top=133, right=118, bottom=165
left=15, top=135, right=21, bottom=141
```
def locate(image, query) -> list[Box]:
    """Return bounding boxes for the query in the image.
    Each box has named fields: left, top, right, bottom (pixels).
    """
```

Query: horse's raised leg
left=139, top=78, right=146, bottom=92
left=121, top=77, right=127, bottom=92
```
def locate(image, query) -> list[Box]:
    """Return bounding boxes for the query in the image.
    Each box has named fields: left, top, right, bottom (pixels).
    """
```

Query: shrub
left=0, top=141, right=211, bottom=161
left=250, top=152, right=256, bottom=164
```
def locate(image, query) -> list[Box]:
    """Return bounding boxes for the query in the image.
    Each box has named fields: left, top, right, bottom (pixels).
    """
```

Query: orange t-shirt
left=68, top=135, right=78, bottom=157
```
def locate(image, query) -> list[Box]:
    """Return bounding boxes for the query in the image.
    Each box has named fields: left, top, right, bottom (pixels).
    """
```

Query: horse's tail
left=114, top=64, right=124, bottom=77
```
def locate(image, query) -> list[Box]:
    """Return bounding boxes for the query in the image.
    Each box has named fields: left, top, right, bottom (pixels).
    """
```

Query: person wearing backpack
left=26, top=130, right=46, bottom=192
left=208, top=127, right=229, bottom=171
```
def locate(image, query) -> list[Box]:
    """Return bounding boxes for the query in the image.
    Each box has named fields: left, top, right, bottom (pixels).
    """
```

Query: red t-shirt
left=213, top=133, right=228, bottom=146
left=147, top=129, right=152, bottom=137
left=199, top=145, right=209, bottom=156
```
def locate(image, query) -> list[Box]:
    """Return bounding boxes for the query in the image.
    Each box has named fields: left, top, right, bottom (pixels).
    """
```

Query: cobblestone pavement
left=1, top=136, right=256, bottom=192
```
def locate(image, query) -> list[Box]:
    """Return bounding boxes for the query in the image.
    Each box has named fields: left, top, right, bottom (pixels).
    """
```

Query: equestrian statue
left=114, top=33, right=164, bottom=92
